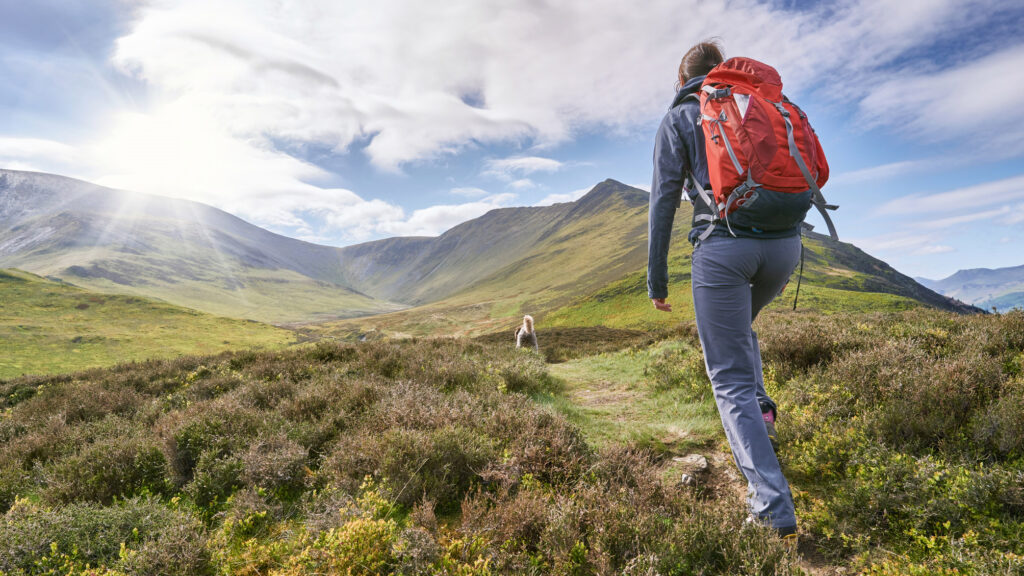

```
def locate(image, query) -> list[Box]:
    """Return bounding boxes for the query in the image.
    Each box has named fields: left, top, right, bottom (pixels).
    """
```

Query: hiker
left=646, top=41, right=826, bottom=541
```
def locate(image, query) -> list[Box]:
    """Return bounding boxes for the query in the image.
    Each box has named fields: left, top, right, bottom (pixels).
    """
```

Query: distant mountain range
left=0, top=169, right=399, bottom=323
left=1, top=168, right=980, bottom=325
left=917, top=265, right=1024, bottom=312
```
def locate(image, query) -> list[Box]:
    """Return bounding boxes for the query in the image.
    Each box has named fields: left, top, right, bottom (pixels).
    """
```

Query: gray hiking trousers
left=691, top=233, right=800, bottom=529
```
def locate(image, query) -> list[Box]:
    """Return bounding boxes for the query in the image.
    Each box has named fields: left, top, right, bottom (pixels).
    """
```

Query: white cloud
left=507, top=178, right=537, bottom=190
left=859, top=44, right=1024, bottom=154
left=829, top=159, right=939, bottom=186
left=998, top=203, right=1024, bottom=226
left=7, top=0, right=1021, bottom=246
left=915, top=207, right=1011, bottom=230
left=483, top=156, right=564, bottom=179
left=110, top=0, right=1013, bottom=173
left=377, top=193, right=517, bottom=236
left=536, top=186, right=591, bottom=206
left=917, top=244, right=955, bottom=255
left=880, top=174, right=1024, bottom=215
left=852, top=232, right=955, bottom=257
left=450, top=187, right=489, bottom=198
left=0, top=137, right=85, bottom=176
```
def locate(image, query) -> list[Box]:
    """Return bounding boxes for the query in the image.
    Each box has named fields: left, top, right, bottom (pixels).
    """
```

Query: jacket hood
left=669, top=74, right=706, bottom=108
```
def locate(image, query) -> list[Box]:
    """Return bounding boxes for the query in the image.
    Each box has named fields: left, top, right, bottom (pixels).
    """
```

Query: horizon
left=2, top=0, right=1023, bottom=279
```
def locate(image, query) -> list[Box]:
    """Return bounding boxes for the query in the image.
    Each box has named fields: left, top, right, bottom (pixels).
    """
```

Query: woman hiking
left=647, top=40, right=801, bottom=542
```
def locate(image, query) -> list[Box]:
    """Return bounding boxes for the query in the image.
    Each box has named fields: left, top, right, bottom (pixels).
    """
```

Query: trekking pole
left=792, top=241, right=804, bottom=311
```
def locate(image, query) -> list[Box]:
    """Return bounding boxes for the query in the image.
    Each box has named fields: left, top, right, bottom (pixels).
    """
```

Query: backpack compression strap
left=770, top=101, right=839, bottom=241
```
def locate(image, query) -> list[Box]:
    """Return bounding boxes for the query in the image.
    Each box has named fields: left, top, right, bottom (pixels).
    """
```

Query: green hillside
left=0, top=269, right=295, bottom=379
left=543, top=231, right=957, bottom=329
left=0, top=169, right=401, bottom=324
left=319, top=182, right=976, bottom=339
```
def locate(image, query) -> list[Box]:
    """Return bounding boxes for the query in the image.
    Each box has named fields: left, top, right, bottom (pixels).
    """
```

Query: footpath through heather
left=537, top=340, right=844, bottom=575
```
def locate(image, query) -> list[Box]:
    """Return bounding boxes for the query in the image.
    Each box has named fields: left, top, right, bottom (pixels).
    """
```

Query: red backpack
left=685, top=57, right=838, bottom=241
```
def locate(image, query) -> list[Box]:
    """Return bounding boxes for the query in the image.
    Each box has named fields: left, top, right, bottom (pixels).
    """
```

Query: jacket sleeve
left=647, top=110, right=689, bottom=300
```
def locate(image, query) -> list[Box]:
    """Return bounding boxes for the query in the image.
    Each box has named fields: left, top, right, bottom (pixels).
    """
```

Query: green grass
left=0, top=269, right=296, bottom=379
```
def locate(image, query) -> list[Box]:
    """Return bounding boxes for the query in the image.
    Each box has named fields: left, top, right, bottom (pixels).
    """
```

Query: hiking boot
left=777, top=525, right=798, bottom=551
left=760, top=402, right=778, bottom=452
left=745, top=515, right=798, bottom=543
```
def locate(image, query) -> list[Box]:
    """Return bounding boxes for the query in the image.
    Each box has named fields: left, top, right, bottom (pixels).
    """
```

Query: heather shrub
left=972, top=380, right=1024, bottom=459
left=1001, top=309, right=1024, bottom=350
left=0, top=465, right=29, bottom=513
left=755, top=312, right=866, bottom=379
left=12, top=378, right=142, bottom=425
left=239, top=434, right=308, bottom=498
left=279, top=517, right=400, bottom=576
left=475, top=325, right=658, bottom=363
left=459, top=447, right=799, bottom=575
left=185, top=452, right=244, bottom=510
left=208, top=490, right=298, bottom=576
left=39, top=435, right=169, bottom=504
left=299, top=486, right=356, bottom=535
left=325, top=425, right=497, bottom=511
left=182, top=371, right=244, bottom=402
left=164, top=398, right=264, bottom=484
left=481, top=398, right=592, bottom=487
left=0, top=497, right=202, bottom=574
left=301, top=341, right=359, bottom=365
left=116, top=519, right=212, bottom=576
left=764, top=309, right=1024, bottom=569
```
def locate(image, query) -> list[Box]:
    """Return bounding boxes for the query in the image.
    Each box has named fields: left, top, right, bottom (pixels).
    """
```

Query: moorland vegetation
left=0, top=309, right=1022, bottom=575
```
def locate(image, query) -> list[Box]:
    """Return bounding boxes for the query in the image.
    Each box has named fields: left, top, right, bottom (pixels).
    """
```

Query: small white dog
left=514, top=315, right=538, bottom=351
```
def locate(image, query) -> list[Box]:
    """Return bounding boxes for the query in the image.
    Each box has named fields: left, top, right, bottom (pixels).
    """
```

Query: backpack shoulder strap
left=679, top=93, right=718, bottom=229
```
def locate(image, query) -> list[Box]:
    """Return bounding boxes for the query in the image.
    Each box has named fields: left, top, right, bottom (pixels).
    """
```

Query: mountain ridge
left=921, top=262, right=1024, bottom=311
left=1, top=168, right=979, bottom=328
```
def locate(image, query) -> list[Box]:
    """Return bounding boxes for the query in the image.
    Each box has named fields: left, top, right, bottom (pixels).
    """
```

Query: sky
left=1, top=0, right=1023, bottom=280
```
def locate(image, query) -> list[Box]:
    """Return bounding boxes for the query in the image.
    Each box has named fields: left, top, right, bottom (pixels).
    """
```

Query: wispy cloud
left=483, top=156, right=564, bottom=179
left=109, top=0, right=1013, bottom=174
left=507, top=178, right=537, bottom=190
left=829, top=159, right=940, bottom=186
left=880, top=174, right=1024, bottom=215
left=450, top=187, right=489, bottom=198
left=914, top=207, right=1011, bottom=230
left=0, top=137, right=84, bottom=175
left=853, top=232, right=955, bottom=257
left=376, top=193, right=517, bottom=237
left=859, top=45, right=1024, bottom=155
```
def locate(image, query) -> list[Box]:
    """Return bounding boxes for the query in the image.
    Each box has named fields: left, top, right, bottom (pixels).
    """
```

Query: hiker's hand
left=651, top=298, right=672, bottom=312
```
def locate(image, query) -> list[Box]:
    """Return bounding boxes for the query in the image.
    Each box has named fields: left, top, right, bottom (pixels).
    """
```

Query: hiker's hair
left=677, top=40, right=725, bottom=88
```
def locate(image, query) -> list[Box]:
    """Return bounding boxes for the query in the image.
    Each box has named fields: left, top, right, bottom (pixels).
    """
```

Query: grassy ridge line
left=0, top=269, right=295, bottom=379
left=544, top=240, right=921, bottom=330
left=311, top=183, right=659, bottom=340
left=320, top=222, right=954, bottom=341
